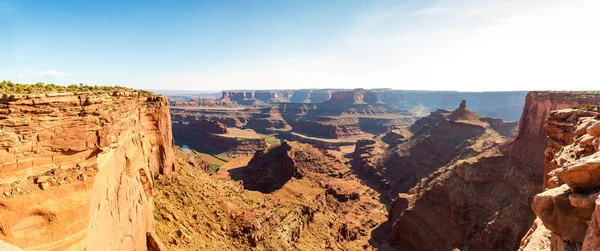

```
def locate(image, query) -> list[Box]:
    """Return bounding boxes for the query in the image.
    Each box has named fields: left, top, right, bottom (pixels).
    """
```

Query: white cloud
left=21, top=70, right=72, bottom=80
left=150, top=0, right=600, bottom=91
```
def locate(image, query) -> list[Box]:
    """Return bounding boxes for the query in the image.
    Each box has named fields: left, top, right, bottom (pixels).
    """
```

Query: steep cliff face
left=386, top=92, right=600, bottom=251
left=0, top=91, right=174, bottom=250
left=520, top=106, right=600, bottom=251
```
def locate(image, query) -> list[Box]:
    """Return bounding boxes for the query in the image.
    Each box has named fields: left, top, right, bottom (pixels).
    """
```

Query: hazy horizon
left=1, top=0, right=598, bottom=91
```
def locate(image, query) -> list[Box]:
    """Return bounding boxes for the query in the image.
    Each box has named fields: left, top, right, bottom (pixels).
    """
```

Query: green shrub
left=208, top=163, right=220, bottom=172
left=572, top=106, right=580, bottom=109
left=584, top=103, right=596, bottom=110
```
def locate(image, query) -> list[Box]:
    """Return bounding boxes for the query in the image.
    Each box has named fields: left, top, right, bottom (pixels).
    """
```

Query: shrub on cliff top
left=0, top=80, right=143, bottom=94
left=585, top=103, right=597, bottom=110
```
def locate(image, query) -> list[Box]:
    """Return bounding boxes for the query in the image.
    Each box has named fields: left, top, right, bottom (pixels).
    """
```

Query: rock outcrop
left=288, top=89, right=334, bottom=103
left=235, top=141, right=298, bottom=193
left=254, top=91, right=283, bottom=103
left=520, top=106, right=600, bottom=250
left=221, top=91, right=255, bottom=101
left=0, top=91, right=174, bottom=250
left=219, top=91, right=268, bottom=106
left=324, top=89, right=382, bottom=105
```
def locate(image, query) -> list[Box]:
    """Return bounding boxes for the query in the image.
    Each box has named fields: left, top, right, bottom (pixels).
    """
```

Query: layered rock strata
left=520, top=106, right=600, bottom=250
left=0, top=91, right=174, bottom=250
left=172, top=119, right=267, bottom=157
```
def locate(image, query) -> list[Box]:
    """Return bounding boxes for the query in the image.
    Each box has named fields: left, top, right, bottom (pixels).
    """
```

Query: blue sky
left=1, top=0, right=599, bottom=91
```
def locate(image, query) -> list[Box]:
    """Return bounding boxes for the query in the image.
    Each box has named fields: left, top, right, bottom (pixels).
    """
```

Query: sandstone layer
left=0, top=91, right=174, bottom=250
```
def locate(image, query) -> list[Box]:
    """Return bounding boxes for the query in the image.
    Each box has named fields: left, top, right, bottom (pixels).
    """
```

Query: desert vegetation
left=0, top=80, right=151, bottom=95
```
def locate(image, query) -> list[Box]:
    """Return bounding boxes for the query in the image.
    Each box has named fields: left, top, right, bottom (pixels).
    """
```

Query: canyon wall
left=0, top=91, right=174, bottom=250
left=520, top=106, right=600, bottom=250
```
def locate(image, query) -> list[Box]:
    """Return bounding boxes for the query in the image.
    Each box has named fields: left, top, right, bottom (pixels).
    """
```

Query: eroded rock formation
left=520, top=106, right=600, bottom=250
left=0, top=91, right=174, bottom=250
left=354, top=100, right=514, bottom=200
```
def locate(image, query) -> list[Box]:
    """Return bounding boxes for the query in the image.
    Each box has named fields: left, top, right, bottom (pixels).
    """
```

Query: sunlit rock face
left=0, top=91, right=174, bottom=250
left=521, top=104, right=600, bottom=251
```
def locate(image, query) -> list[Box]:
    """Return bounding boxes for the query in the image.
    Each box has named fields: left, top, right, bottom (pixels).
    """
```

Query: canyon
left=172, top=119, right=268, bottom=158
left=169, top=89, right=525, bottom=157
left=2, top=85, right=600, bottom=251
left=384, top=92, right=600, bottom=250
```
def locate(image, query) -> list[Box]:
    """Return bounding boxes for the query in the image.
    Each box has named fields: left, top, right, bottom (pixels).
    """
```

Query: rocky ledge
left=521, top=107, right=600, bottom=250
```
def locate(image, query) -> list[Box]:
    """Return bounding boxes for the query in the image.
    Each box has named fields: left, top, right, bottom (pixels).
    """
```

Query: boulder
left=519, top=218, right=552, bottom=251
left=532, top=185, right=594, bottom=243
left=576, top=120, right=595, bottom=136
left=588, top=121, right=600, bottom=137
left=551, top=152, right=600, bottom=193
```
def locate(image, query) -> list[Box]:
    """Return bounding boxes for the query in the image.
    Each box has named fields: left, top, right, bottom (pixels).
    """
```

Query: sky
left=0, top=0, right=598, bottom=91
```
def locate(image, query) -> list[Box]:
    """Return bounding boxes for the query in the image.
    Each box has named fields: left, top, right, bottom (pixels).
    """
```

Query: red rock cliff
left=520, top=106, right=600, bottom=250
left=0, top=91, right=174, bottom=250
